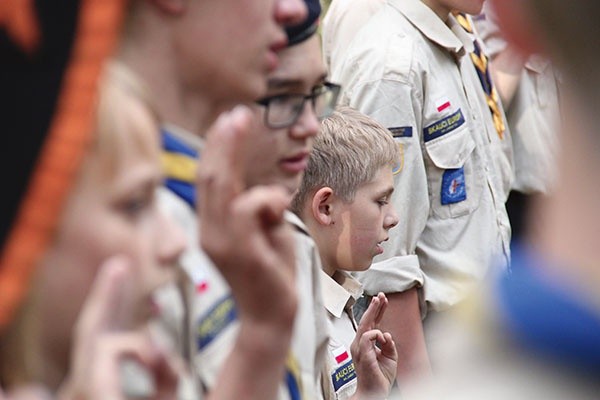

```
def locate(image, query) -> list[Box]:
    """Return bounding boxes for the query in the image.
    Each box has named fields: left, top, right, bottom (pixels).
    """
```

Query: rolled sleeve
left=355, top=254, right=424, bottom=295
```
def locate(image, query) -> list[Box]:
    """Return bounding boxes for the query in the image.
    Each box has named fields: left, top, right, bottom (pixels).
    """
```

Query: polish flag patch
left=332, top=346, right=350, bottom=364
left=436, top=97, right=451, bottom=112
left=196, top=281, right=209, bottom=293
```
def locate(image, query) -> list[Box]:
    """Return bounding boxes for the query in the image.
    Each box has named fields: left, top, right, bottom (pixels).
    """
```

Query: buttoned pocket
left=424, top=120, right=483, bottom=219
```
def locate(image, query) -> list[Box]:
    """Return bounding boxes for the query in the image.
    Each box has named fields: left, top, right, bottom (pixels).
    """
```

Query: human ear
left=311, top=187, right=334, bottom=226
left=150, top=0, right=186, bottom=15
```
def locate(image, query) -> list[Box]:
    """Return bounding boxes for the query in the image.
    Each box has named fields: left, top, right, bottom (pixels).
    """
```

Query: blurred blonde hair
left=93, top=61, right=160, bottom=178
left=292, top=106, right=398, bottom=212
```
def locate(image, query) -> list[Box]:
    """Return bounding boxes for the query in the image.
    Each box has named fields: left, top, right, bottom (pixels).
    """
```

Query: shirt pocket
left=424, top=122, right=483, bottom=219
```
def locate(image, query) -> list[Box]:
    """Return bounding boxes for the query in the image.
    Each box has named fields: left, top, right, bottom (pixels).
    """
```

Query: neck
left=323, top=263, right=337, bottom=277
left=421, top=0, right=450, bottom=21
left=5, top=384, right=53, bottom=400
left=117, top=22, right=231, bottom=135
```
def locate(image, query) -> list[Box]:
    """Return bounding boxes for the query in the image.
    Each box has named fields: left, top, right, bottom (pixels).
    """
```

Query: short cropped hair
left=292, top=106, right=399, bottom=213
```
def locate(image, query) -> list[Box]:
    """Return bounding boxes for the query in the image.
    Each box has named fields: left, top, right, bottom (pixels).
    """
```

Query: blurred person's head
left=0, top=62, right=185, bottom=390
left=493, top=0, right=600, bottom=298
left=493, top=0, right=600, bottom=121
left=119, top=0, right=309, bottom=129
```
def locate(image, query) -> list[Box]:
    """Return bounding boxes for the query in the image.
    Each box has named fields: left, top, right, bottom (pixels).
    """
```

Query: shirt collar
left=320, top=270, right=363, bottom=319
left=388, top=0, right=472, bottom=54
left=162, top=122, right=205, bottom=152
left=284, top=210, right=311, bottom=236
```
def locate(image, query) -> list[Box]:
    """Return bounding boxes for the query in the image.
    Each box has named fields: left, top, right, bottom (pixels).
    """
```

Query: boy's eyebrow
left=266, top=74, right=329, bottom=91
left=267, top=78, right=304, bottom=90
left=375, top=186, right=395, bottom=198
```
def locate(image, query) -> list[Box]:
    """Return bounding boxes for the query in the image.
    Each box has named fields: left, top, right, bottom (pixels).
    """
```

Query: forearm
left=489, top=48, right=525, bottom=108
left=380, top=288, right=430, bottom=385
left=207, top=320, right=293, bottom=400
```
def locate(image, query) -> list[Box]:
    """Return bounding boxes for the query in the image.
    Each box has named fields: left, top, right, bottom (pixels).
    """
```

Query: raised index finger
left=197, top=105, right=255, bottom=213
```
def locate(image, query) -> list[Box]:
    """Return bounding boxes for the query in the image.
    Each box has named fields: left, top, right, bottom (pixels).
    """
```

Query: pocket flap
left=425, top=125, right=475, bottom=169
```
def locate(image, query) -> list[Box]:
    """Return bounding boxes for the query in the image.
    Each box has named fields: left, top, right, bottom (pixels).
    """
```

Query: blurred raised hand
left=197, top=106, right=298, bottom=400
left=57, top=257, right=181, bottom=400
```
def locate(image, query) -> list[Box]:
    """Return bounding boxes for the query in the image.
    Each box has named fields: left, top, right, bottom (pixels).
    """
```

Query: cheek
left=36, top=215, right=113, bottom=351
left=349, top=229, right=377, bottom=256
left=245, top=136, right=283, bottom=183
left=336, top=212, right=377, bottom=269
left=349, top=213, right=381, bottom=252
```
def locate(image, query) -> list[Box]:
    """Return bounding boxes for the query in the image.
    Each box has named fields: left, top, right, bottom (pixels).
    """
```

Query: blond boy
left=293, top=106, right=400, bottom=400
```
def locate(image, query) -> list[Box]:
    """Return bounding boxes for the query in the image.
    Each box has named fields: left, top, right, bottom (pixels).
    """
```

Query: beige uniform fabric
left=162, top=164, right=329, bottom=400
left=321, top=0, right=384, bottom=72
left=331, top=0, right=512, bottom=313
left=474, top=7, right=561, bottom=195
left=320, top=270, right=363, bottom=400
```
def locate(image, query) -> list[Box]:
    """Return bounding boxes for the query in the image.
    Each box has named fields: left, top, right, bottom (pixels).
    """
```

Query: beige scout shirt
left=320, top=270, right=363, bottom=400
left=331, top=0, right=513, bottom=313
left=474, top=7, right=561, bottom=195
left=164, top=184, right=329, bottom=400
left=321, top=0, right=384, bottom=72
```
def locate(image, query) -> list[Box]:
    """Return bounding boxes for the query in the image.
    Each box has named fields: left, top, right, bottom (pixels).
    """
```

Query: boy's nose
left=290, top=101, right=320, bottom=139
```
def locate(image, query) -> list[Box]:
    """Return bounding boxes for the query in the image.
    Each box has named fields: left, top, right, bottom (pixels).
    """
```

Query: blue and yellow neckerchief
left=455, top=13, right=506, bottom=140
left=161, top=128, right=199, bottom=208
left=285, top=353, right=303, bottom=400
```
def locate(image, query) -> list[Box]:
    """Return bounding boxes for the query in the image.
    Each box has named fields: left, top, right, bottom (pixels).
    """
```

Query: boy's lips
left=267, top=38, right=288, bottom=71
left=375, top=237, right=389, bottom=254
left=280, top=151, right=310, bottom=173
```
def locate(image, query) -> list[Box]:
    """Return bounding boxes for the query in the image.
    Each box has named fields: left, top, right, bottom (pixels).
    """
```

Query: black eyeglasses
left=256, top=82, right=341, bottom=129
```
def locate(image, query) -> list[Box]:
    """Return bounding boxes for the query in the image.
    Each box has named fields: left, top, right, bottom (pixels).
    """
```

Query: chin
left=356, top=261, right=372, bottom=272
left=278, top=176, right=301, bottom=196
left=466, top=0, right=485, bottom=15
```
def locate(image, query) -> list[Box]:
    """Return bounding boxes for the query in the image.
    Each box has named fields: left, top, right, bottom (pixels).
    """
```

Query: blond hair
left=94, top=61, right=160, bottom=177
left=292, top=106, right=399, bottom=212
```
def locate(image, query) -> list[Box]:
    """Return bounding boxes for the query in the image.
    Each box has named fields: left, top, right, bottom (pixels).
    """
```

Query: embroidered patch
left=441, top=167, right=467, bottom=205
left=196, top=295, right=237, bottom=350
left=392, top=143, right=404, bottom=175
left=435, top=97, right=451, bottom=112
left=388, top=126, right=413, bottom=138
left=332, top=346, right=350, bottom=364
left=331, top=359, right=357, bottom=392
left=423, top=108, right=465, bottom=142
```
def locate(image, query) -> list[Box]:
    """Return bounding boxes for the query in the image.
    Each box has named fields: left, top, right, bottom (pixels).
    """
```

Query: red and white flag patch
left=332, top=346, right=350, bottom=364
left=435, top=97, right=451, bottom=113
